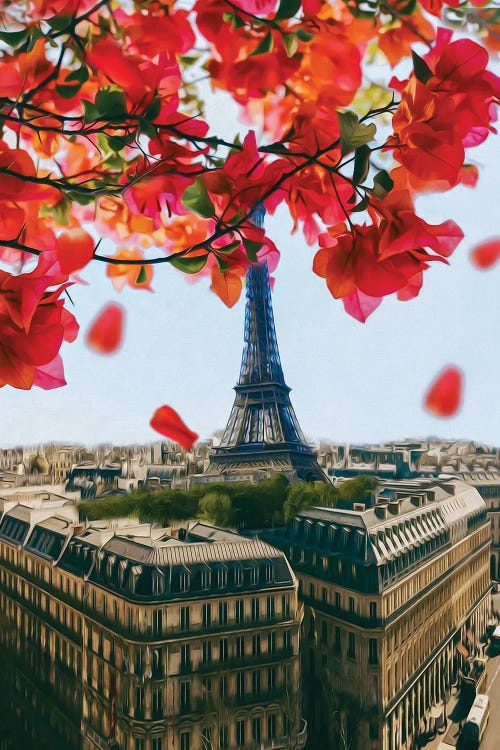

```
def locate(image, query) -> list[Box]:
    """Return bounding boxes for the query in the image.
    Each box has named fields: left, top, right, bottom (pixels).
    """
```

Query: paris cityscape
left=1, top=260, right=499, bottom=750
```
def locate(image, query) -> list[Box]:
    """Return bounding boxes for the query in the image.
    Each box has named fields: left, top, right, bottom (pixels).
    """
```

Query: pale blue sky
left=2, top=86, right=499, bottom=448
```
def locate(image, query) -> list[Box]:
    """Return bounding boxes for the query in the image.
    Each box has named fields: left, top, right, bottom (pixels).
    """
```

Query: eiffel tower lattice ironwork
left=208, top=259, right=326, bottom=481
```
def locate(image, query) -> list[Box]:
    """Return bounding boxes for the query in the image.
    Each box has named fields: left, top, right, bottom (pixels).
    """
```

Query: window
left=267, top=713, right=277, bottom=740
left=370, top=601, right=377, bottom=620
left=321, top=620, right=328, bottom=646
left=349, top=596, right=355, bottom=613
left=180, top=681, right=191, bottom=712
left=219, top=726, right=229, bottom=750
left=135, top=649, right=143, bottom=676
left=220, top=674, right=228, bottom=699
left=236, top=636, right=244, bottom=658
left=309, top=582, right=314, bottom=598
left=235, top=599, right=244, bottom=624
left=252, top=670, right=261, bottom=695
left=202, top=603, right=211, bottom=628
left=218, top=566, right=228, bottom=589
left=266, top=596, right=275, bottom=620
left=252, top=634, right=261, bottom=656
left=335, top=592, right=341, bottom=609
left=264, top=562, right=273, bottom=582
left=181, top=643, right=191, bottom=670
left=152, top=686, right=163, bottom=718
left=283, top=629, right=291, bottom=651
left=237, top=672, right=245, bottom=698
left=250, top=565, right=259, bottom=585
left=152, top=739, right=162, bottom=750
left=135, top=686, right=144, bottom=717
left=179, top=569, right=189, bottom=592
left=252, top=717, right=262, bottom=743
left=201, top=728, right=212, bottom=750
left=180, top=606, right=190, bottom=632
left=334, top=627, right=341, bottom=653
left=152, top=648, right=163, bottom=677
left=236, top=719, right=246, bottom=747
left=348, top=633, right=356, bottom=659
left=268, top=631, right=276, bottom=654
left=219, top=638, right=228, bottom=661
left=180, top=731, right=191, bottom=750
left=201, top=567, right=211, bottom=590
left=219, top=601, right=228, bottom=625
left=234, top=564, right=243, bottom=587
left=252, top=598, right=260, bottom=622
left=135, top=740, right=144, bottom=750
left=202, top=640, right=212, bottom=664
left=282, top=595, right=290, bottom=618
left=152, top=609, right=163, bottom=637
left=202, top=677, right=212, bottom=697
left=369, top=638, right=378, bottom=666
left=268, top=666, right=276, bottom=691
left=322, top=587, right=328, bottom=603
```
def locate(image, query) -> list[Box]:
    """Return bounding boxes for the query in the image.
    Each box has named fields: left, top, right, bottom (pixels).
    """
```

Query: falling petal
left=56, top=228, right=95, bottom=275
left=424, top=366, right=463, bottom=417
left=86, top=303, right=124, bottom=355
left=470, top=238, right=500, bottom=270
left=150, top=405, right=199, bottom=449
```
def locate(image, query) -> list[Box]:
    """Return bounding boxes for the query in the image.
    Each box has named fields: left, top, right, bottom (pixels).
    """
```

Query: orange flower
left=106, top=248, right=154, bottom=292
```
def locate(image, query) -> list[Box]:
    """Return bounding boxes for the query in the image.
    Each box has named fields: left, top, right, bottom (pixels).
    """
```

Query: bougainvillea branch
left=0, top=0, right=498, bottom=391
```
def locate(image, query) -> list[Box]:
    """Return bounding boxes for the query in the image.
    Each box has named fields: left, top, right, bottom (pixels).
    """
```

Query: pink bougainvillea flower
left=150, top=405, right=199, bottom=449
left=86, top=303, right=124, bottom=355
left=424, top=366, right=463, bottom=417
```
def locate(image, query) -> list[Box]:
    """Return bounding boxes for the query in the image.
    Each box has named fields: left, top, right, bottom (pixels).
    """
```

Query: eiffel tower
left=207, top=258, right=326, bottom=482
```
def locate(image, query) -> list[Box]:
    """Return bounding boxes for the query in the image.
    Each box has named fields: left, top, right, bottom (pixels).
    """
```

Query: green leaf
left=65, top=66, right=89, bottom=84
left=145, top=98, right=161, bottom=121
left=276, top=0, right=302, bottom=21
left=399, top=0, right=417, bottom=14
left=350, top=196, right=369, bottom=213
left=179, top=55, right=199, bottom=66
left=82, top=99, right=100, bottom=122
left=95, top=88, right=127, bottom=117
left=283, top=33, right=298, bottom=58
left=216, top=240, right=241, bottom=256
left=338, top=111, right=376, bottom=155
left=136, top=266, right=148, bottom=285
left=372, top=170, right=394, bottom=199
left=250, top=31, right=274, bottom=57
left=46, top=14, right=72, bottom=31
left=181, top=177, right=215, bottom=219
left=411, top=50, right=433, bottom=85
left=243, top=239, right=263, bottom=262
left=169, top=254, right=208, bottom=274
left=40, top=198, right=71, bottom=225
left=295, top=28, right=313, bottom=42
left=56, top=83, right=82, bottom=99
left=352, top=144, right=371, bottom=185
left=0, top=28, right=31, bottom=47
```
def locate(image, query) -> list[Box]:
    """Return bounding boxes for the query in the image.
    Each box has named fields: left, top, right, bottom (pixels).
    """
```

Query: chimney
left=388, top=500, right=400, bottom=515
left=410, top=495, right=424, bottom=508
left=353, top=503, right=366, bottom=512
left=375, top=504, right=388, bottom=519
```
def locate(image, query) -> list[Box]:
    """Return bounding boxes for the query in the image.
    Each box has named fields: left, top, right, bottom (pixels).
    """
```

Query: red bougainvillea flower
left=470, top=238, right=500, bottom=269
left=56, top=228, right=95, bottom=275
left=0, top=254, right=77, bottom=390
left=230, top=0, right=277, bottom=14
left=150, top=405, right=199, bottom=449
left=388, top=32, right=500, bottom=189
left=424, top=366, right=463, bottom=417
left=106, top=248, right=154, bottom=292
left=86, top=303, right=124, bottom=355
left=210, top=266, right=243, bottom=308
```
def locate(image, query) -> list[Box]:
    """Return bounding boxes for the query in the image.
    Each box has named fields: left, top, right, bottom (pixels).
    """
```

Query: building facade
left=454, top=471, right=500, bottom=580
left=0, top=505, right=306, bottom=750
left=267, top=479, right=491, bottom=750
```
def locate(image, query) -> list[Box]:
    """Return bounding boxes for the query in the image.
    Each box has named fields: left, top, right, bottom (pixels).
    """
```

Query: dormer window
left=263, top=561, right=273, bottom=584
left=200, top=565, right=211, bottom=590
left=130, top=565, right=142, bottom=594
left=217, top=565, right=227, bottom=589
left=119, top=559, right=127, bottom=587
left=179, top=567, right=190, bottom=593
left=249, top=563, right=259, bottom=585
left=152, top=569, right=165, bottom=595
left=106, top=555, right=116, bottom=579
left=233, top=563, right=243, bottom=587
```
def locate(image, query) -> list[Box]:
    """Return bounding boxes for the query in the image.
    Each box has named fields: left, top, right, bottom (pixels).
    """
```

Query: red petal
left=150, top=405, right=198, bottom=449
left=34, top=355, right=67, bottom=390
left=470, top=237, right=500, bottom=270
left=424, top=366, right=463, bottom=417
left=342, top=290, right=382, bottom=323
left=86, top=303, right=124, bottom=355
left=56, top=228, right=95, bottom=274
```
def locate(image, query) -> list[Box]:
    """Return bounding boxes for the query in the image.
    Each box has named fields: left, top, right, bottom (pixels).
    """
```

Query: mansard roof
left=287, top=479, right=487, bottom=567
